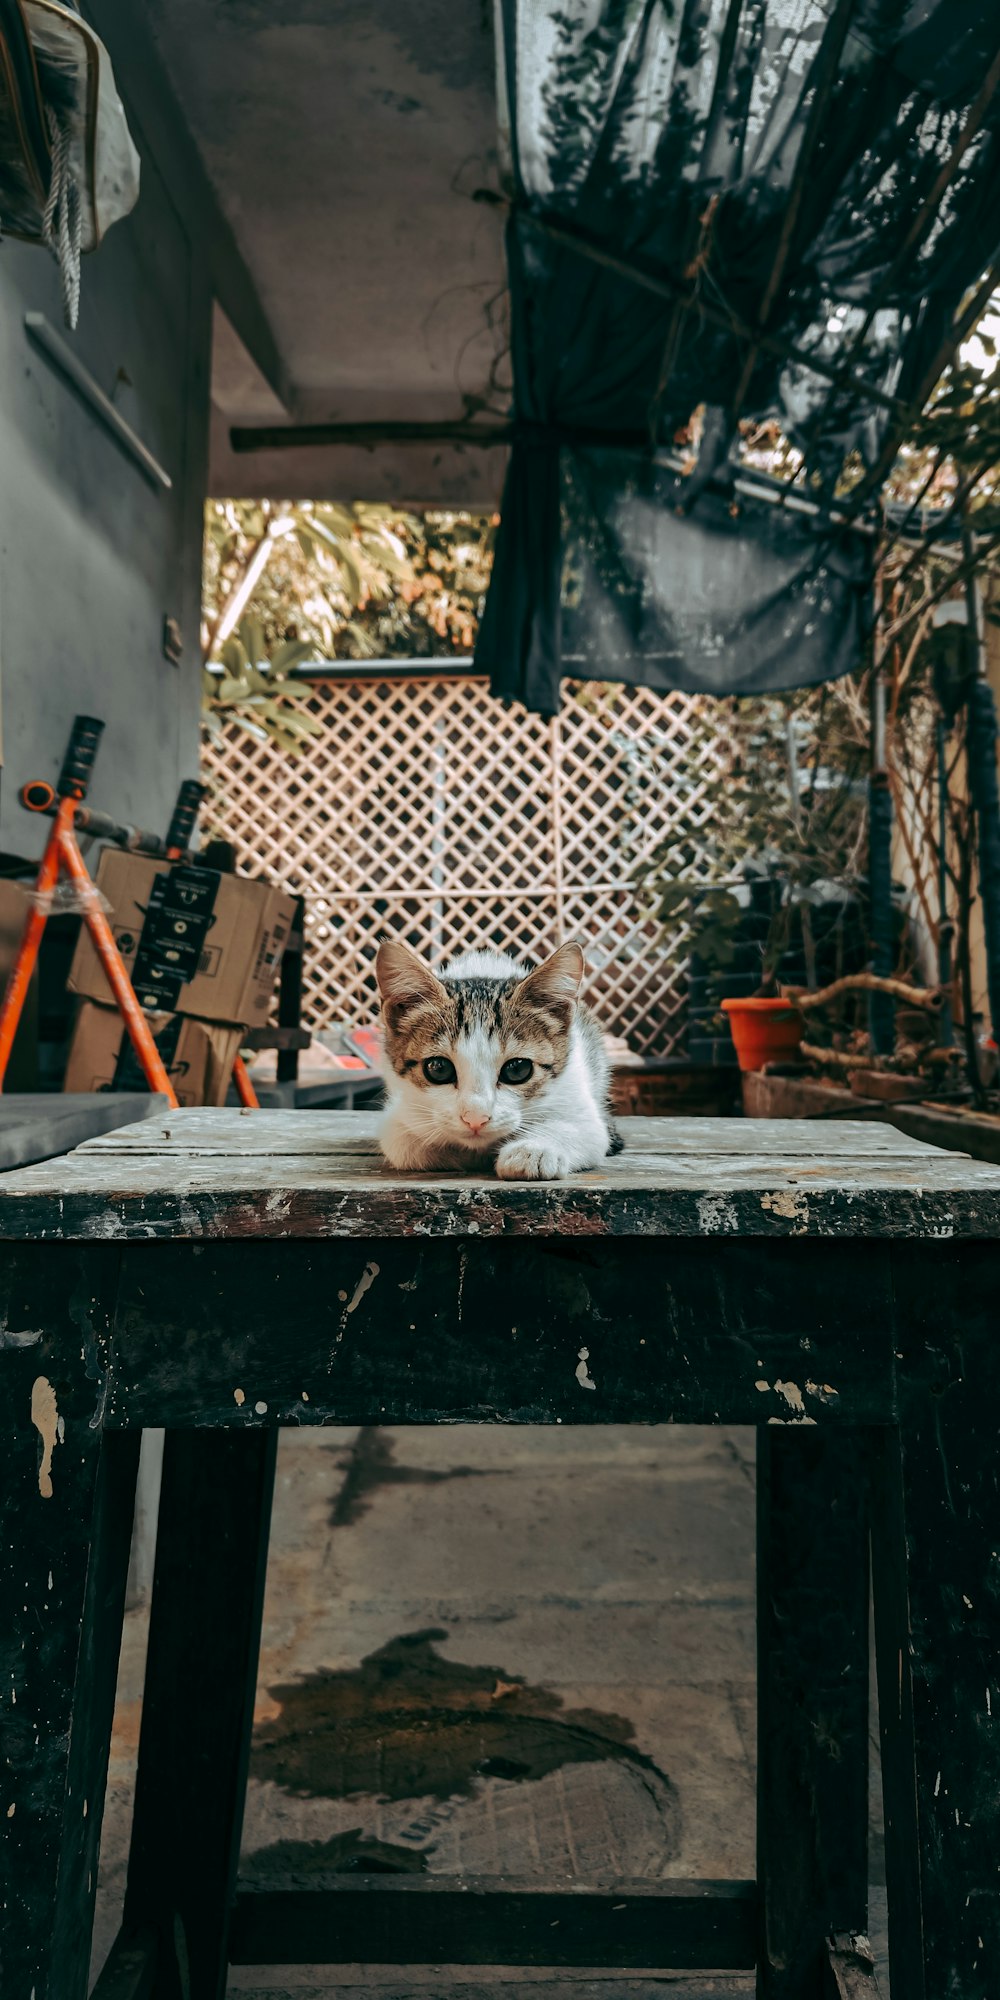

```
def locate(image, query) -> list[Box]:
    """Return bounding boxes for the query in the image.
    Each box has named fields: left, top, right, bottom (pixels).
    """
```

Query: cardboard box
left=67, top=851, right=296, bottom=1024
left=64, top=1000, right=242, bottom=1107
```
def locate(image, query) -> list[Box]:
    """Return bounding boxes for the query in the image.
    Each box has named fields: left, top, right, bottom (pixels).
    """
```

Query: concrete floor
left=92, top=1426, right=886, bottom=1998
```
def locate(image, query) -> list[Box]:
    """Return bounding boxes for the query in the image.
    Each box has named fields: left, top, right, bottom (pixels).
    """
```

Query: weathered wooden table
left=2, top=1110, right=999, bottom=2000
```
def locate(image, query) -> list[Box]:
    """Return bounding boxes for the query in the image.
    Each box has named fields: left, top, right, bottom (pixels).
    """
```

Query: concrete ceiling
left=139, top=0, right=509, bottom=504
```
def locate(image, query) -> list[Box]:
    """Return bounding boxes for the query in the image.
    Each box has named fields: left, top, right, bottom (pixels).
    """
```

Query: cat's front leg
left=495, top=1118, right=609, bottom=1181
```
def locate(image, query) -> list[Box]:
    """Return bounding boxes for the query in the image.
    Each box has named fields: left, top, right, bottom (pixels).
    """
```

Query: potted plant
left=633, top=692, right=869, bottom=1070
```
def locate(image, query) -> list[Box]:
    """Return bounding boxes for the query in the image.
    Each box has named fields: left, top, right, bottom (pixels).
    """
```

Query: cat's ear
left=375, top=937, right=447, bottom=1027
left=516, top=941, right=586, bottom=1022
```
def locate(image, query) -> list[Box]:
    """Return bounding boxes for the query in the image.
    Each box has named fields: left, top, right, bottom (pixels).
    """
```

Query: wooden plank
left=0, top=1149, right=998, bottom=1242
left=89, top=1927, right=158, bottom=2000
left=0, top=1246, right=137, bottom=2000
left=124, top=1429, right=277, bottom=2000
left=744, top=1070, right=1000, bottom=1168
left=824, top=1933, right=881, bottom=1997
left=757, top=1432, right=870, bottom=1996
left=0, top=1091, right=168, bottom=1171
left=0, top=1107, right=997, bottom=1249
left=12, top=1153, right=994, bottom=1191
left=871, top=1242, right=1000, bottom=1999
left=105, top=1236, right=898, bottom=1430
left=75, top=1110, right=955, bottom=1159
left=228, top=1876, right=758, bottom=1971
left=887, top=1101, right=1000, bottom=1167
left=870, top=1429, right=923, bottom=2000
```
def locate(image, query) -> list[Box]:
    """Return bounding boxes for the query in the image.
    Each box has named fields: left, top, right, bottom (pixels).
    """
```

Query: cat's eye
left=499, top=1057, right=534, bottom=1085
left=422, top=1056, right=457, bottom=1085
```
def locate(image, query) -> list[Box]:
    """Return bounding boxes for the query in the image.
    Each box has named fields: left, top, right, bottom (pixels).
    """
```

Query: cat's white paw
left=495, top=1140, right=573, bottom=1181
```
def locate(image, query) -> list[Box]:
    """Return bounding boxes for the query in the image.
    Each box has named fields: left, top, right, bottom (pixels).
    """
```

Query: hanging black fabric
left=476, top=0, right=1000, bottom=713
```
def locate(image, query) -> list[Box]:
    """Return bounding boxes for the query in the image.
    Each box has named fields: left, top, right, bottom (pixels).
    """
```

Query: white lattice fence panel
left=201, top=677, right=724, bottom=1056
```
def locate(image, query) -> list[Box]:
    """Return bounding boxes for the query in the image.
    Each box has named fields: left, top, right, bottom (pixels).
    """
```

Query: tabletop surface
left=1, top=1107, right=999, bottom=1241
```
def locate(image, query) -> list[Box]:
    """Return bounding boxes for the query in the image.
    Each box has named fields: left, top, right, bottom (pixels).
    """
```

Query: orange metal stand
left=0, top=793, right=179, bottom=1106
left=232, top=1053, right=260, bottom=1108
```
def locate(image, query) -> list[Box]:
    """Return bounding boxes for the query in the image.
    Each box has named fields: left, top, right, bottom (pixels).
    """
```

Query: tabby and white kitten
left=375, top=937, right=622, bottom=1179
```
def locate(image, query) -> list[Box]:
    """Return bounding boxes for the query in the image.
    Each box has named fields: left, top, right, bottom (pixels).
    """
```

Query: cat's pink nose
left=461, top=1111, right=491, bottom=1133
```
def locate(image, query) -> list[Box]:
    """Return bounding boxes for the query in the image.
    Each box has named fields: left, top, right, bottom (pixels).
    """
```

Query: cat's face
left=375, top=939, right=585, bottom=1153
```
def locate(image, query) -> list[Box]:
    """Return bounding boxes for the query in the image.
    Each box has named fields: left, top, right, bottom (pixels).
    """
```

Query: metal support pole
left=868, top=589, right=895, bottom=1054
left=936, top=718, right=954, bottom=1046
left=962, top=523, right=1000, bottom=1049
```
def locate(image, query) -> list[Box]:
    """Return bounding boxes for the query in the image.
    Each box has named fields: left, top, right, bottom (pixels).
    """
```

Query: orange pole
left=0, top=799, right=70, bottom=1090
left=232, top=1053, right=260, bottom=1108
left=57, top=819, right=180, bottom=1108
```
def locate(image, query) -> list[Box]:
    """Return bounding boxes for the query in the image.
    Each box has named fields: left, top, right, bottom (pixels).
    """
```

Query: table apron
left=94, top=1235, right=900, bottom=1429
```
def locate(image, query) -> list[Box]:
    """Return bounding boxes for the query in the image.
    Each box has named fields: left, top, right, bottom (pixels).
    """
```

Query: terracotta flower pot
left=721, top=996, right=804, bottom=1072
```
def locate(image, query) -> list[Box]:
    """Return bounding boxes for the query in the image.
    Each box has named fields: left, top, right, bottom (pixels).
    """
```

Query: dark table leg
left=123, top=1427, right=277, bottom=2000
left=872, top=1245, right=1000, bottom=2000
left=0, top=1246, right=138, bottom=2000
left=756, top=1427, right=871, bottom=1999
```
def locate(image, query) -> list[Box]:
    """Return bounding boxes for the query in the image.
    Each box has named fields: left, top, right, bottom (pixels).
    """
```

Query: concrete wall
left=0, top=107, right=212, bottom=852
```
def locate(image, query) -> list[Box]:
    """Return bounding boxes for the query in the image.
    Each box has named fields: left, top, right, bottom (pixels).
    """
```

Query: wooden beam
left=231, top=418, right=513, bottom=453
left=99, top=1234, right=902, bottom=1431
left=89, top=1928, right=158, bottom=2000
left=123, top=1431, right=277, bottom=2000
left=825, top=1932, right=882, bottom=1997
left=229, top=1875, right=758, bottom=1970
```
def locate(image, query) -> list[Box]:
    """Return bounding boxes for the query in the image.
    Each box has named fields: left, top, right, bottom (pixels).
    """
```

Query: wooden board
left=73, top=1109, right=950, bottom=1157
left=0, top=1110, right=998, bottom=1243
left=0, top=1092, right=168, bottom=1171
left=228, top=1875, right=758, bottom=1971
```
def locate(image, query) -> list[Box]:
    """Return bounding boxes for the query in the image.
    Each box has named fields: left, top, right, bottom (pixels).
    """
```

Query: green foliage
left=632, top=689, right=869, bottom=985
left=204, top=502, right=496, bottom=660
left=202, top=500, right=497, bottom=752
left=202, top=622, right=324, bottom=757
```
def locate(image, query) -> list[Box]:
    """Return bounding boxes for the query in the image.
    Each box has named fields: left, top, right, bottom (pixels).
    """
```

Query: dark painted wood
left=103, top=1238, right=897, bottom=1431
left=757, top=1431, right=870, bottom=1997
left=823, top=1933, right=881, bottom=1997
left=124, top=1429, right=277, bottom=2000
left=0, top=1245, right=137, bottom=2000
left=1, top=1111, right=999, bottom=1242
left=90, top=1928, right=158, bottom=2000
left=228, top=1876, right=758, bottom=1970
left=869, top=1428, right=923, bottom=2000
left=276, top=896, right=305, bottom=1085
left=873, top=1244, right=1000, bottom=2000
left=3, top=1114, right=997, bottom=1995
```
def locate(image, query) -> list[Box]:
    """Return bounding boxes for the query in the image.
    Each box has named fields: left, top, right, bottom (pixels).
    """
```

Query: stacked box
left=64, top=1005, right=242, bottom=1106
left=64, top=851, right=297, bottom=1106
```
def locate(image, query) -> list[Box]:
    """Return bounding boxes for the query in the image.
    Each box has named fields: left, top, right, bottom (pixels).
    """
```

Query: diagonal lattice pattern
left=201, top=677, right=723, bottom=1056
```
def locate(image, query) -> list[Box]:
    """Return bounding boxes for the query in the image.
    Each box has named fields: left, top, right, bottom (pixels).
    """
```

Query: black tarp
left=476, top=0, right=1000, bottom=713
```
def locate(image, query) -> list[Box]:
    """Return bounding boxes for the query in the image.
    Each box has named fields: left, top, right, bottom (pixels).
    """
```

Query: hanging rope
left=42, top=105, right=82, bottom=330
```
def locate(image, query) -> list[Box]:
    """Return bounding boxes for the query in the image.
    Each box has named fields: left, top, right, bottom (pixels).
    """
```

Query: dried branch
left=785, top=972, right=941, bottom=1011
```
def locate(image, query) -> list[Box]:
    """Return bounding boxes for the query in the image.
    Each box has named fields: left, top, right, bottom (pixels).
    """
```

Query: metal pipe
left=19, top=786, right=173, bottom=858
left=936, top=716, right=954, bottom=1046
left=962, top=519, right=1000, bottom=1045
left=868, top=576, right=895, bottom=1052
